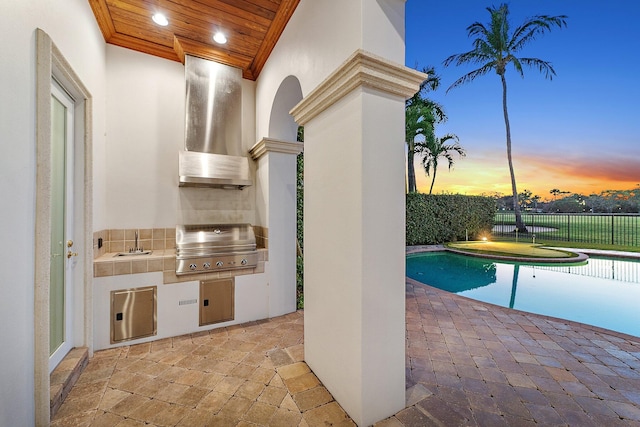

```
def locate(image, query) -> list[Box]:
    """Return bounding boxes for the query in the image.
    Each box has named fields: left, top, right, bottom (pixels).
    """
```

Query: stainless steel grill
left=175, top=223, right=258, bottom=275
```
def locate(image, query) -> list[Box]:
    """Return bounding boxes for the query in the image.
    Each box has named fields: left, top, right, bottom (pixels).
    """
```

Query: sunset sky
left=405, top=0, right=640, bottom=201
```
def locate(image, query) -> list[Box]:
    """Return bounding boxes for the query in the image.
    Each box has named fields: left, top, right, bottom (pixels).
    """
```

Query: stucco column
left=250, top=138, right=303, bottom=317
left=291, top=50, right=425, bottom=426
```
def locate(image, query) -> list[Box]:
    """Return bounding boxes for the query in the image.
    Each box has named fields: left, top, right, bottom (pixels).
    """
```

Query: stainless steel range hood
left=179, top=55, right=251, bottom=189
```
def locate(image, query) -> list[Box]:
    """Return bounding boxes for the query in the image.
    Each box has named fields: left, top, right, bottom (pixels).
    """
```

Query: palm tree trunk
left=429, top=167, right=437, bottom=194
left=500, top=74, right=526, bottom=232
left=407, top=141, right=416, bottom=193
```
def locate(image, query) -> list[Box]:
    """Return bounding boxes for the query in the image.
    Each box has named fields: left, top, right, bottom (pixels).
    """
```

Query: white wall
left=0, top=0, right=106, bottom=424
left=255, top=0, right=361, bottom=139
left=105, top=46, right=258, bottom=228
left=265, top=151, right=299, bottom=316
left=255, top=0, right=406, bottom=140
left=105, top=46, right=184, bottom=228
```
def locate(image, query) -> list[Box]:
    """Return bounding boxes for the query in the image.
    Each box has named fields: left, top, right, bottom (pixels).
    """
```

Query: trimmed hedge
left=407, top=193, right=496, bottom=245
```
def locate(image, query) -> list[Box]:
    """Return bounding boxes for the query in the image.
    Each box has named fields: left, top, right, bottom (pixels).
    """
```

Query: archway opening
left=268, top=75, right=304, bottom=307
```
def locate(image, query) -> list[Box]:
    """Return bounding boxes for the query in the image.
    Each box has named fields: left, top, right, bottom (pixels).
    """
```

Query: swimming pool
left=406, top=251, right=640, bottom=337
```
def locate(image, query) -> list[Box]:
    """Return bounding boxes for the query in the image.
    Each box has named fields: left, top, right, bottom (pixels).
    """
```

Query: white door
left=49, top=80, right=77, bottom=373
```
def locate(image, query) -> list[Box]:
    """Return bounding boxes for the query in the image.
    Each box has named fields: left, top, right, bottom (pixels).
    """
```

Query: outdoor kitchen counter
left=93, top=248, right=267, bottom=284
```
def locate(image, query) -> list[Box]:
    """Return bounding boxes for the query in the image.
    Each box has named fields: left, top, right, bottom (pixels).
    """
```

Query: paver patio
left=52, top=280, right=640, bottom=426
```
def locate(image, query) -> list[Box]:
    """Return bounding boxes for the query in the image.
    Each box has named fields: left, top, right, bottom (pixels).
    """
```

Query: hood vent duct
left=179, top=55, right=251, bottom=189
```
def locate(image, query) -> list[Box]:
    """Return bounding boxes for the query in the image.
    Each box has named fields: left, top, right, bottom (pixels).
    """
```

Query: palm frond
left=420, top=133, right=464, bottom=176
left=419, top=66, right=440, bottom=92
left=406, top=65, right=443, bottom=108
left=508, top=55, right=525, bottom=78
left=422, top=99, right=447, bottom=123
left=519, top=57, right=556, bottom=79
left=444, top=49, right=492, bottom=67
left=510, top=15, right=567, bottom=52
left=467, top=21, right=490, bottom=39
left=446, top=63, right=494, bottom=92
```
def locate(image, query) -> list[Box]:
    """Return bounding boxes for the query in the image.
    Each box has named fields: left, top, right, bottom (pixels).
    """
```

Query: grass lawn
left=446, top=241, right=580, bottom=259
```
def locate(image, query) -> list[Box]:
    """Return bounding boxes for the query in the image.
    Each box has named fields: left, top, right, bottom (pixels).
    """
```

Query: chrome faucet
left=130, top=230, right=143, bottom=253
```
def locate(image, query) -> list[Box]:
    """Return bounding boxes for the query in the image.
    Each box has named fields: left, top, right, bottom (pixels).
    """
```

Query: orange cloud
left=414, top=147, right=640, bottom=199
left=522, top=153, right=640, bottom=183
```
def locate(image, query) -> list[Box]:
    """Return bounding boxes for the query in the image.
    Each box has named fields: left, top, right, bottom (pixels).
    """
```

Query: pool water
left=406, top=251, right=640, bottom=337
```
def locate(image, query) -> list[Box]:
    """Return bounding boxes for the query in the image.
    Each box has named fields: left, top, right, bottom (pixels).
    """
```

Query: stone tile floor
left=51, top=311, right=356, bottom=427
left=53, top=282, right=640, bottom=426
left=398, top=279, right=640, bottom=427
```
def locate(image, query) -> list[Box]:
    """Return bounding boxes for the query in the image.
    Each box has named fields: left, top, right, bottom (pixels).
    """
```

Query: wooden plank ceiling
left=89, top=0, right=300, bottom=80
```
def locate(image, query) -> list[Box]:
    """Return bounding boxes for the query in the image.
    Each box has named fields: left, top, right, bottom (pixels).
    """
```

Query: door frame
left=34, top=29, right=93, bottom=426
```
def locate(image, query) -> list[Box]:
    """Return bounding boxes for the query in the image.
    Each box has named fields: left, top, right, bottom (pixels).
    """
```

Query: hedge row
left=406, top=193, right=496, bottom=245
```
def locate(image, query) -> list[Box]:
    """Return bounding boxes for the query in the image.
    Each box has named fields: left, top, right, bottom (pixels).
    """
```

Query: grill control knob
left=189, top=263, right=197, bottom=271
left=203, top=262, right=211, bottom=269
left=216, top=261, right=224, bottom=267
left=241, top=258, right=248, bottom=265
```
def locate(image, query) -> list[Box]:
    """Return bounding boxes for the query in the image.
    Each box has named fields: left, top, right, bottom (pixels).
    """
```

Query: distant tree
left=444, top=4, right=567, bottom=232
left=481, top=191, right=505, bottom=199
left=518, top=189, right=533, bottom=209
left=418, top=134, right=466, bottom=194
left=405, top=66, right=446, bottom=193
left=602, top=189, right=640, bottom=213
left=547, top=195, right=583, bottom=213
left=550, top=189, right=570, bottom=201
left=483, top=192, right=508, bottom=210
left=531, top=194, right=541, bottom=210
left=497, top=194, right=515, bottom=211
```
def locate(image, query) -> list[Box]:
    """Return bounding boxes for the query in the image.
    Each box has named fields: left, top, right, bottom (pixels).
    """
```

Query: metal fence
left=493, top=212, right=640, bottom=247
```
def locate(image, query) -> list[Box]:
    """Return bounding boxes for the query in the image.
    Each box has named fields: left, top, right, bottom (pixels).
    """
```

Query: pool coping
left=407, top=244, right=640, bottom=261
left=406, top=244, right=589, bottom=263
left=443, top=247, right=589, bottom=264
left=406, top=275, right=640, bottom=342
left=405, top=245, right=640, bottom=341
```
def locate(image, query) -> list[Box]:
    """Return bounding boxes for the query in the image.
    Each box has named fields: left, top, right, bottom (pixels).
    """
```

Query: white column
left=291, top=50, right=426, bottom=426
left=250, top=138, right=303, bottom=317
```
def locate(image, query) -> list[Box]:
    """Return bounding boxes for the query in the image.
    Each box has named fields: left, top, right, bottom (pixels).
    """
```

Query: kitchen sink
left=113, top=250, right=153, bottom=257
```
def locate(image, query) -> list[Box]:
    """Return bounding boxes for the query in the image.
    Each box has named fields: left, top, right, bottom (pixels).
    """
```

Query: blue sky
left=405, top=0, right=640, bottom=199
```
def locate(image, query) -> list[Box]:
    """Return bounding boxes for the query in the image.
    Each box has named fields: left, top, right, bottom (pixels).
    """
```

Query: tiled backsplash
left=93, top=228, right=176, bottom=259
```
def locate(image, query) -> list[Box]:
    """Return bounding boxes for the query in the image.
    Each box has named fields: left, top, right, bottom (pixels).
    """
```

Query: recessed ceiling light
left=152, top=13, right=168, bottom=26
left=213, top=31, right=227, bottom=44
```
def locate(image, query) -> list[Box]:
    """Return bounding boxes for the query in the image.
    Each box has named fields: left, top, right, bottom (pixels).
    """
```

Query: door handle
left=67, top=240, right=74, bottom=248
left=67, top=250, right=78, bottom=259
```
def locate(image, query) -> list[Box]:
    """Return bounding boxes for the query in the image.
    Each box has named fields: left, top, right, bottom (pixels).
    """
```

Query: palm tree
left=406, top=102, right=431, bottom=193
left=418, top=134, right=466, bottom=195
left=405, top=66, right=446, bottom=193
left=443, top=4, right=567, bottom=231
